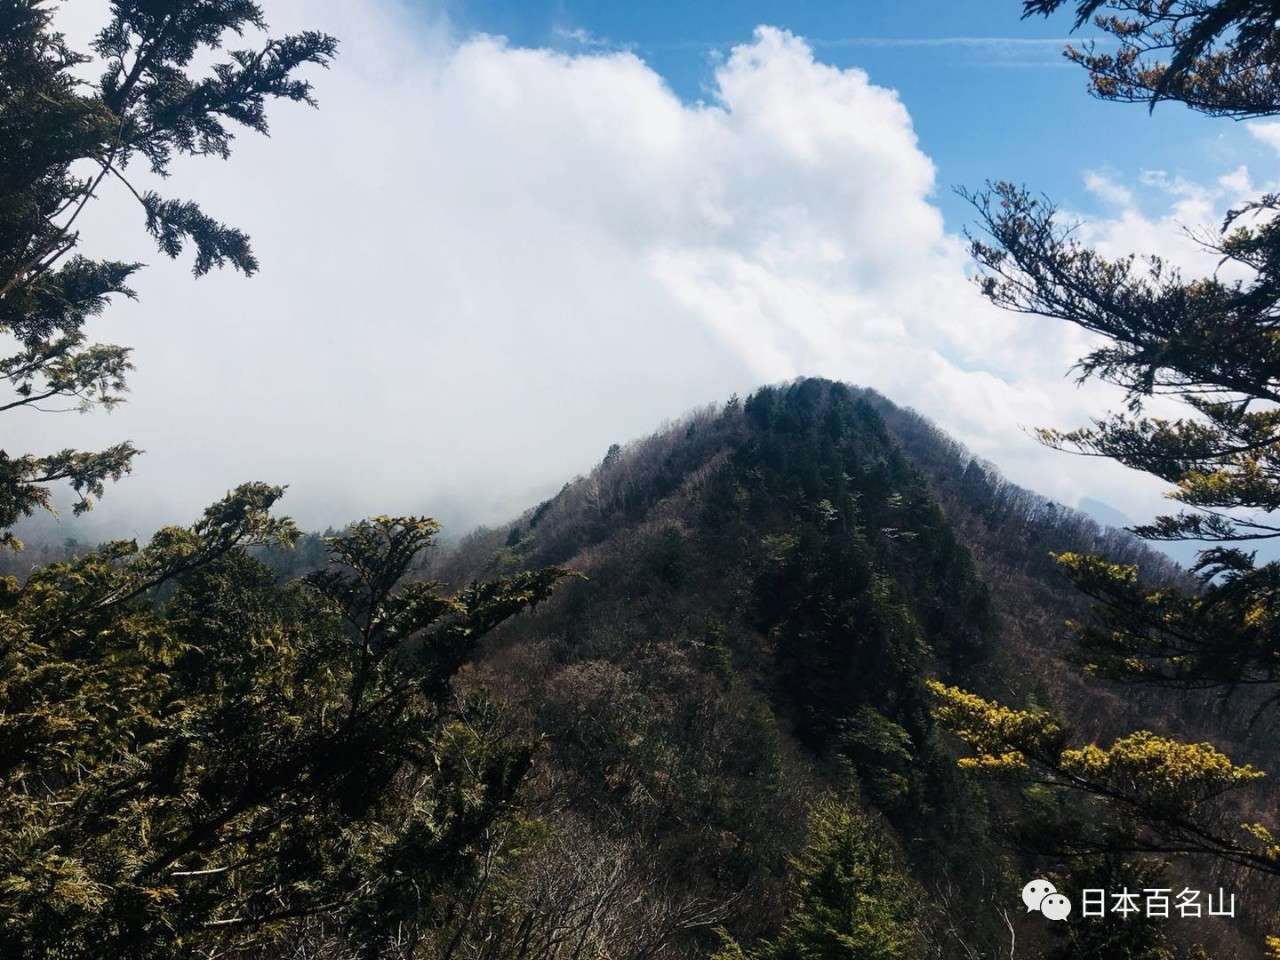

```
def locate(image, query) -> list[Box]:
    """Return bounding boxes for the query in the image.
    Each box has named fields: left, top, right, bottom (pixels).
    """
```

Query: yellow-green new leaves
left=1243, top=822, right=1280, bottom=861
left=925, top=680, right=1065, bottom=772
left=1053, top=549, right=1280, bottom=690
left=1058, top=733, right=1264, bottom=809
left=0, top=490, right=565, bottom=959
left=929, top=681, right=1277, bottom=872
left=968, top=0, right=1280, bottom=920
left=928, top=681, right=1262, bottom=805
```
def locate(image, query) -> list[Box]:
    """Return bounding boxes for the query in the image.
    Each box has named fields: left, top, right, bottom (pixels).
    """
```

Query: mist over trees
left=2, top=1, right=1278, bottom=959
left=0, top=0, right=335, bottom=541
left=1, top=5, right=566, bottom=957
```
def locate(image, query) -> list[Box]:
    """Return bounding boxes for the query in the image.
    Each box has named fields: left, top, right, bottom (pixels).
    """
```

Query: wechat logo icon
left=1022, top=879, right=1071, bottom=921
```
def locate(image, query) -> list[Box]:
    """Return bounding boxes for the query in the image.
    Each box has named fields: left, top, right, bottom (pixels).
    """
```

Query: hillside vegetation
left=424, top=379, right=1270, bottom=960
left=6, top=0, right=1280, bottom=955
left=6, top=375, right=1275, bottom=958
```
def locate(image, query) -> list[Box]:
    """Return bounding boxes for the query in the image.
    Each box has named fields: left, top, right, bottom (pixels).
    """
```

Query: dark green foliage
left=1056, top=549, right=1280, bottom=693
left=714, top=797, right=926, bottom=960
left=838, top=707, right=915, bottom=807
left=962, top=4, right=1280, bottom=700
left=963, top=192, right=1280, bottom=699
left=433, top=380, right=1018, bottom=958
left=251, top=528, right=336, bottom=579
left=1045, top=859, right=1175, bottom=960
left=647, top=525, right=690, bottom=587
left=711, top=382, right=991, bottom=756
left=0, top=15, right=590, bottom=951
left=0, top=487, right=565, bottom=958
left=947, top=7, right=1280, bottom=932
left=1025, top=1, right=1280, bottom=117
left=0, top=0, right=335, bottom=542
left=869, top=391, right=1184, bottom=588
left=446, top=377, right=1280, bottom=956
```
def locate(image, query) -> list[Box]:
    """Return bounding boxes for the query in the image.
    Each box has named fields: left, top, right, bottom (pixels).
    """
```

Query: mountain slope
left=428, top=378, right=1272, bottom=959
left=436, top=380, right=1000, bottom=953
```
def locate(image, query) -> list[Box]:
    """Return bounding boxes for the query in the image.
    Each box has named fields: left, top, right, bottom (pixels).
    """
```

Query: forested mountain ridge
left=7, top=0, right=1280, bottom=955
left=422, top=378, right=1272, bottom=960
left=443, top=377, right=1189, bottom=744
left=9, top=375, right=1266, bottom=957
left=429, top=378, right=1003, bottom=956
left=6, top=374, right=1275, bottom=958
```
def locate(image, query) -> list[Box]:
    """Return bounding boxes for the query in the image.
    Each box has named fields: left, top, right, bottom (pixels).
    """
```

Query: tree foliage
left=930, top=7, right=1280, bottom=914
left=713, top=797, right=926, bottom=960
left=0, top=0, right=336, bottom=543
left=729, top=382, right=991, bottom=758
left=929, top=681, right=1270, bottom=873
left=1046, top=857, right=1178, bottom=960
left=934, top=17, right=1280, bottom=939
left=438, top=381, right=1016, bottom=957
left=0, top=8, right=584, bottom=955
left=0, top=486, right=565, bottom=958
left=1025, top=0, right=1280, bottom=117
left=958, top=173, right=1280, bottom=702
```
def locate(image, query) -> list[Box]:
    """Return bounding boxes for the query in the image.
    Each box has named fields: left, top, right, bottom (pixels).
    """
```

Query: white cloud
left=1076, top=165, right=1269, bottom=281
left=1083, top=171, right=1134, bottom=208
left=1248, top=120, right=1280, bottom=153
left=22, top=5, right=1218, bottom=541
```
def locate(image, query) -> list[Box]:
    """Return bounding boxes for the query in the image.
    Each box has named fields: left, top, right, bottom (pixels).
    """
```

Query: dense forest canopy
left=2, top=1, right=1279, bottom=959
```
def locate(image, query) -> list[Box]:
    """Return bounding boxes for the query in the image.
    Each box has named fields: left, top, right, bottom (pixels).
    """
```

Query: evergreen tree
left=0, top=489, right=565, bottom=957
left=0, top=0, right=336, bottom=544
left=1024, top=0, right=1280, bottom=117
left=1047, top=858, right=1176, bottom=960
left=932, top=0, right=1280, bottom=931
left=713, top=797, right=925, bottom=960
left=0, top=6, right=577, bottom=956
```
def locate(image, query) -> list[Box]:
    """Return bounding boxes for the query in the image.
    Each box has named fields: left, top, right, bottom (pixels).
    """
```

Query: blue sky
left=33, top=0, right=1280, bottom=544
left=436, top=0, right=1271, bottom=231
